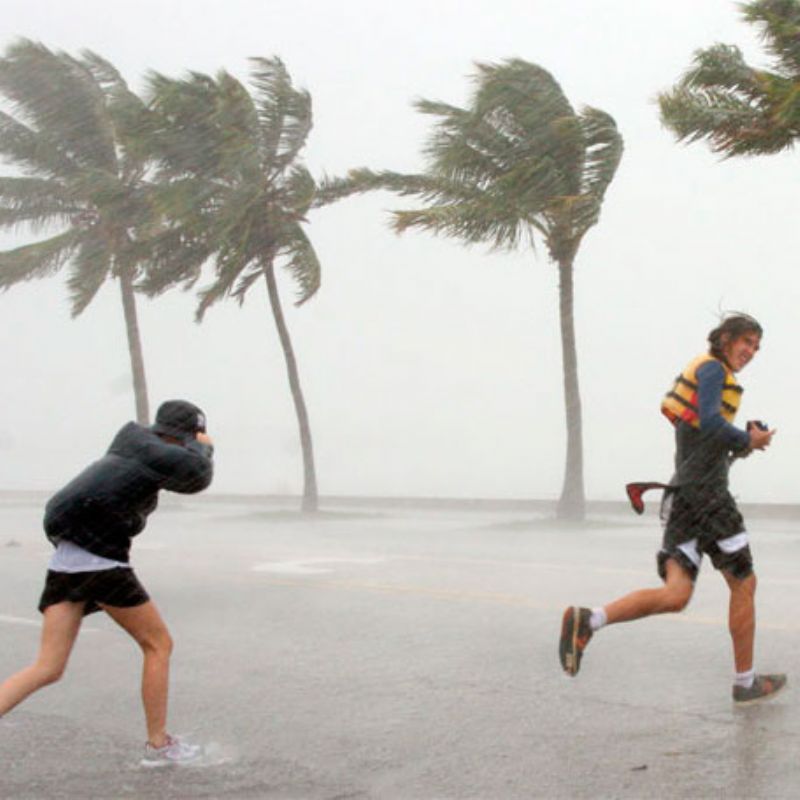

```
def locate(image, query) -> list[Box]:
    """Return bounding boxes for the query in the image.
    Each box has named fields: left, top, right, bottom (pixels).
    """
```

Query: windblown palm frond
left=659, top=0, right=800, bottom=156
left=0, top=39, right=159, bottom=422
left=317, top=57, right=623, bottom=519
left=144, top=56, right=323, bottom=510
left=0, top=229, right=79, bottom=287
left=742, top=0, right=800, bottom=73
left=66, top=228, right=112, bottom=315
left=144, top=60, right=322, bottom=311
left=0, top=39, right=117, bottom=172
left=249, top=57, right=312, bottom=173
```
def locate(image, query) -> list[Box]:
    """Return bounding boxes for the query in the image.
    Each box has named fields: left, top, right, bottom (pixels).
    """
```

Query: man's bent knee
left=662, top=585, right=692, bottom=613
left=661, top=558, right=694, bottom=612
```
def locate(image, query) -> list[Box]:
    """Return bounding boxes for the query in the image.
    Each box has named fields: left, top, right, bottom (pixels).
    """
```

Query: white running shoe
left=141, top=734, right=202, bottom=767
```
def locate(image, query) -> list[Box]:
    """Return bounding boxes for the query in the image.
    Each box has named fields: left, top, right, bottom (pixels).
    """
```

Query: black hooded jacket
left=43, top=422, right=214, bottom=562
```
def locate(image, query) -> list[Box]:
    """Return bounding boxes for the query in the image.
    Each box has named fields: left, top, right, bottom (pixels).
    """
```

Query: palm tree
left=141, top=58, right=321, bottom=511
left=0, top=40, right=155, bottom=422
left=659, top=0, right=800, bottom=156
left=317, top=59, right=622, bottom=520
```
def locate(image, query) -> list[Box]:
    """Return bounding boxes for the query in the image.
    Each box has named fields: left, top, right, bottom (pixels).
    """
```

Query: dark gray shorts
left=657, top=488, right=752, bottom=582
left=38, top=568, right=150, bottom=616
left=657, top=536, right=753, bottom=582
left=661, top=484, right=745, bottom=545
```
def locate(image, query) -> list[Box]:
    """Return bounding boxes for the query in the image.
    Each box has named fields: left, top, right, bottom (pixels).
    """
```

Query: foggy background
left=0, top=0, right=796, bottom=504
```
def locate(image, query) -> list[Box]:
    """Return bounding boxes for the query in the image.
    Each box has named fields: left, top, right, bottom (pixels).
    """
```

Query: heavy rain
left=1, top=1, right=800, bottom=797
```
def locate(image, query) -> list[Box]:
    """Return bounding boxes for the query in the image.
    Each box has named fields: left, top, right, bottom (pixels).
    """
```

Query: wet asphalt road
left=1, top=492, right=799, bottom=799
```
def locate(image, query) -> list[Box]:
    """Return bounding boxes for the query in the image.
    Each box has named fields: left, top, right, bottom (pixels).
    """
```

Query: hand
left=748, top=426, right=775, bottom=451
left=196, top=431, right=213, bottom=446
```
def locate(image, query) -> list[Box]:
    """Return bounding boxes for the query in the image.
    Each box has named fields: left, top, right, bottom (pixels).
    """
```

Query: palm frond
left=0, top=39, right=116, bottom=171
left=66, top=228, right=111, bottom=315
left=471, top=59, right=584, bottom=192
left=741, top=0, right=800, bottom=74
left=229, top=264, right=263, bottom=303
left=0, top=176, right=79, bottom=233
left=678, top=44, right=762, bottom=98
left=249, top=57, right=312, bottom=173
left=146, top=71, right=228, bottom=179
left=214, top=71, right=262, bottom=179
left=81, top=50, right=152, bottom=176
left=282, top=165, right=316, bottom=218
left=276, top=223, right=321, bottom=304
left=659, top=32, right=800, bottom=156
left=659, top=82, right=793, bottom=154
left=391, top=189, right=539, bottom=251
left=195, top=254, right=253, bottom=320
left=0, top=109, right=75, bottom=178
left=0, top=229, right=79, bottom=288
left=574, top=107, right=623, bottom=230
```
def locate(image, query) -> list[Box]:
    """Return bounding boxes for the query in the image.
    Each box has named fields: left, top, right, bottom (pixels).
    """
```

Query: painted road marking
left=0, top=614, right=99, bottom=632
left=0, top=614, right=40, bottom=627
left=252, top=557, right=387, bottom=575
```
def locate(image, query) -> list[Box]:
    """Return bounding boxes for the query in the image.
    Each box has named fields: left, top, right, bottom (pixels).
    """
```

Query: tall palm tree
left=0, top=40, right=155, bottom=422
left=318, top=59, right=622, bottom=520
left=659, top=0, right=800, bottom=156
left=141, top=58, right=321, bottom=511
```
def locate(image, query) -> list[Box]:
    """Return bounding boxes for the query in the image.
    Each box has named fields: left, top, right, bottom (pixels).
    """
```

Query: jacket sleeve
left=696, top=360, right=750, bottom=451
left=149, top=438, right=214, bottom=494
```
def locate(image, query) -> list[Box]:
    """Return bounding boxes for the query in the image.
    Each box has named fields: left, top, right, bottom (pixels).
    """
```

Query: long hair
left=708, top=313, right=763, bottom=361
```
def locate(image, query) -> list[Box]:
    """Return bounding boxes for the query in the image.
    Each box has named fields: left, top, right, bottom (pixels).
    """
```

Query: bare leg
left=101, top=601, right=173, bottom=747
left=604, top=558, right=694, bottom=624
left=722, top=571, right=756, bottom=673
left=0, top=601, right=84, bottom=716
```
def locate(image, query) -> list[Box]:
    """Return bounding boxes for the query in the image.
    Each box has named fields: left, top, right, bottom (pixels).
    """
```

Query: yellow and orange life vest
left=661, top=354, right=743, bottom=428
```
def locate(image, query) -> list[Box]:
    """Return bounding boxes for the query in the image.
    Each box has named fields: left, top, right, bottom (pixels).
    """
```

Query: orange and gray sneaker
left=733, top=673, right=787, bottom=705
left=559, top=606, right=593, bottom=676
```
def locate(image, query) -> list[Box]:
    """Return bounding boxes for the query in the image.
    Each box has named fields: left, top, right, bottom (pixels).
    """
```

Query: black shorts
left=661, top=484, right=745, bottom=545
left=658, top=488, right=752, bottom=582
left=657, top=537, right=754, bottom=582
left=38, top=568, right=150, bottom=616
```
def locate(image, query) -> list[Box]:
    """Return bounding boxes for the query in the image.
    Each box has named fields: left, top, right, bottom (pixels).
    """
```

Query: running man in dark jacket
left=0, top=400, right=214, bottom=765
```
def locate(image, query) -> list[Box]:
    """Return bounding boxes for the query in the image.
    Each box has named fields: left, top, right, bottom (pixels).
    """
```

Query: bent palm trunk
left=556, top=258, right=585, bottom=520
left=119, top=269, right=150, bottom=425
left=263, top=259, right=319, bottom=512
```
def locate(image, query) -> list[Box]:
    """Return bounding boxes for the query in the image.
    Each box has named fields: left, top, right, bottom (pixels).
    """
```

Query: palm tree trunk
left=263, top=259, right=319, bottom=512
left=555, top=257, right=585, bottom=520
left=119, top=269, right=150, bottom=425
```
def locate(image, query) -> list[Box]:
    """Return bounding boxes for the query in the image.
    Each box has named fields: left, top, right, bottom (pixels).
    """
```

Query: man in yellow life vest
left=558, top=313, right=785, bottom=704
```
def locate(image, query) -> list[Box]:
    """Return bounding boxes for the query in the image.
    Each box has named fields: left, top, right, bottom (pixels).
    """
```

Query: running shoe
left=559, top=606, right=593, bottom=676
left=733, top=673, right=787, bottom=705
left=141, top=734, right=202, bottom=767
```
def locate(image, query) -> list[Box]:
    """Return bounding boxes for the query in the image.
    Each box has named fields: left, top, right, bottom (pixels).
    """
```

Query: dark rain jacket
left=43, top=422, right=214, bottom=562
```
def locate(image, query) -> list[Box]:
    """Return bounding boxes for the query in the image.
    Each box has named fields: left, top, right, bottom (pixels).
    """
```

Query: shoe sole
left=559, top=607, right=580, bottom=676
left=733, top=680, right=787, bottom=706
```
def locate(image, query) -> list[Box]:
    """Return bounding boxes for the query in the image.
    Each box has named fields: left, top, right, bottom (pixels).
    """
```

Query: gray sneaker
left=141, top=735, right=202, bottom=767
left=733, top=673, right=787, bottom=705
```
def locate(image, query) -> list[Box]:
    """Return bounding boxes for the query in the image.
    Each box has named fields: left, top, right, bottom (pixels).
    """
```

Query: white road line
left=0, top=614, right=40, bottom=627
left=0, top=614, right=99, bottom=632
left=252, top=557, right=387, bottom=575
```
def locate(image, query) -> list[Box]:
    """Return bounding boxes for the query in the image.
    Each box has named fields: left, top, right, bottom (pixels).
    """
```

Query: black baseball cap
left=151, top=400, right=207, bottom=440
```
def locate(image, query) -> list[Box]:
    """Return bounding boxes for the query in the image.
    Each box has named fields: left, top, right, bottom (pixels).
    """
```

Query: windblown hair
left=708, top=313, right=763, bottom=360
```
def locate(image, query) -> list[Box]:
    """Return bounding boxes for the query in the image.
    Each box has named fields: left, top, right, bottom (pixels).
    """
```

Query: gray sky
left=0, top=0, right=796, bottom=503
